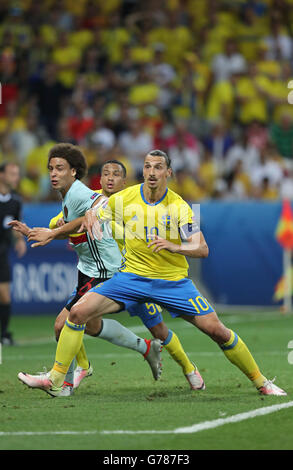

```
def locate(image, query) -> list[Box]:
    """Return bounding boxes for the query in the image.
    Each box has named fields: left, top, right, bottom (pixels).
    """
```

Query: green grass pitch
left=1, top=309, right=293, bottom=451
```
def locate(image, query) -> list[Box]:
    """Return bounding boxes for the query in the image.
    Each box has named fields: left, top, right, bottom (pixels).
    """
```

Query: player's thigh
left=55, top=307, right=70, bottom=339
left=0, top=282, right=10, bottom=304
left=69, top=291, right=122, bottom=324
left=181, top=311, right=230, bottom=344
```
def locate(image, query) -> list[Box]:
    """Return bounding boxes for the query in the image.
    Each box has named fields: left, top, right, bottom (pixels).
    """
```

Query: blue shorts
left=90, top=272, right=214, bottom=318
left=128, top=303, right=163, bottom=329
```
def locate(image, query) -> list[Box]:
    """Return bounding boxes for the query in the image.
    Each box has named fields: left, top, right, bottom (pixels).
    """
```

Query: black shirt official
left=0, top=162, right=26, bottom=344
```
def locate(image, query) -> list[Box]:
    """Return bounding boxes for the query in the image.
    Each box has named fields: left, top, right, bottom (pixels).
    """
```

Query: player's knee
left=69, top=303, right=87, bottom=325
left=206, top=320, right=230, bottom=344
left=149, top=322, right=169, bottom=342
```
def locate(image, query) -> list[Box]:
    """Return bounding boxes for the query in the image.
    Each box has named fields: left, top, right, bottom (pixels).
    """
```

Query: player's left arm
left=147, top=231, right=209, bottom=258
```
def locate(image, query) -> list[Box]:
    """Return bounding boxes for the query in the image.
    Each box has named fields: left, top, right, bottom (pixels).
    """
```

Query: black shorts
left=0, top=252, right=11, bottom=283
left=65, top=270, right=109, bottom=311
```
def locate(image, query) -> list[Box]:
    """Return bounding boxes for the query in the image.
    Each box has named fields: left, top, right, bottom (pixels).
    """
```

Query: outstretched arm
left=8, top=220, right=31, bottom=237
left=27, top=217, right=84, bottom=247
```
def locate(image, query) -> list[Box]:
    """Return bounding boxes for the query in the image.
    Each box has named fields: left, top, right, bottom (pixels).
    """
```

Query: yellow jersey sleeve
left=49, top=211, right=64, bottom=229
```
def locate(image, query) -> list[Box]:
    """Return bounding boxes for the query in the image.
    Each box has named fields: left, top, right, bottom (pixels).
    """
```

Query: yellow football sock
left=220, top=330, right=267, bottom=388
left=76, top=341, right=90, bottom=370
left=50, top=319, right=86, bottom=387
left=163, top=330, right=195, bottom=375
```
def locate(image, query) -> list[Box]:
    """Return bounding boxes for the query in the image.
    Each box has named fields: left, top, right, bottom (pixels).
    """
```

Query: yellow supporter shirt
left=168, top=177, right=206, bottom=201
left=51, top=45, right=82, bottom=88
left=235, top=76, right=269, bottom=124
left=99, top=184, right=197, bottom=281
left=206, top=80, right=234, bottom=123
left=128, top=82, right=160, bottom=106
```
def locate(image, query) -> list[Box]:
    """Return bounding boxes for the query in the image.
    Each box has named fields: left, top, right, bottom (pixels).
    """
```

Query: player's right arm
left=80, top=193, right=119, bottom=240
left=27, top=195, right=108, bottom=247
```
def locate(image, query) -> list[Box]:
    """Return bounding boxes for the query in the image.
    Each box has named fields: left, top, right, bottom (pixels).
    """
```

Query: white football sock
left=97, top=319, right=147, bottom=355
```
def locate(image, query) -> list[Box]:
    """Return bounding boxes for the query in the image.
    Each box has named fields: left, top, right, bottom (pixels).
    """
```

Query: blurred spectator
left=279, top=168, right=293, bottom=199
left=264, top=19, right=293, bottom=61
left=55, top=117, right=77, bottom=144
left=20, top=141, right=55, bottom=201
left=33, top=63, right=67, bottom=140
left=217, top=168, right=248, bottom=201
left=118, top=118, right=154, bottom=176
left=233, top=62, right=270, bottom=125
left=128, top=65, right=160, bottom=107
left=0, top=0, right=292, bottom=203
left=197, top=149, right=218, bottom=196
left=0, top=101, right=26, bottom=135
left=249, top=142, right=284, bottom=193
left=211, top=37, right=247, bottom=82
left=237, top=4, right=268, bottom=61
left=165, top=120, right=200, bottom=153
left=0, top=135, right=18, bottom=165
left=112, top=44, right=139, bottom=90
left=252, top=176, right=279, bottom=200
left=224, top=132, right=260, bottom=175
left=10, top=113, right=46, bottom=170
left=147, top=43, right=176, bottom=87
left=0, top=48, right=20, bottom=117
left=166, top=121, right=201, bottom=176
left=87, top=115, right=116, bottom=151
left=203, top=121, right=234, bottom=174
left=67, top=98, right=94, bottom=144
left=168, top=168, right=206, bottom=202
left=205, top=78, right=235, bottom=126
left=27, top=29, right=51, bottom=84
left=51, top=30, right=82, bottom=90
left=246, top=120, right=269, bottom=151
left=270, top=111, right=293, bottom=163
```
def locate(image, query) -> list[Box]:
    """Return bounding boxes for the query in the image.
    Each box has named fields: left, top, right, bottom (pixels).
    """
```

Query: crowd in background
left=1, top=0, right=293, bottom=202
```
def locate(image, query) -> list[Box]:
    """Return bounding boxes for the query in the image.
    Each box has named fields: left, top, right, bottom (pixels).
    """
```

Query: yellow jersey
left=99, top=184, right=198, bottom=281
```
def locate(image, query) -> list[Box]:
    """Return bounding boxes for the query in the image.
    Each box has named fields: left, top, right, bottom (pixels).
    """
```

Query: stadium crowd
left=1, top=0, right=293, bottom=202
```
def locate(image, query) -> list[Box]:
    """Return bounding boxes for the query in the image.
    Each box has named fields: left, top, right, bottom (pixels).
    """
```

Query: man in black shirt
left=0, top=162, right=26, bottom=345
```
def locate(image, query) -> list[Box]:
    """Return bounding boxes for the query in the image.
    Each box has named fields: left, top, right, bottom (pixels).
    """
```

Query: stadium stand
left=1, top=0, right=293, bottom=201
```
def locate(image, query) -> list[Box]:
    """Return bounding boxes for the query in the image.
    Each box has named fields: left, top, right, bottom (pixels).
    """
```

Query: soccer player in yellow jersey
left=19, top=150, right=287, bottom=397
left=51, top=160, right=203, bottom=393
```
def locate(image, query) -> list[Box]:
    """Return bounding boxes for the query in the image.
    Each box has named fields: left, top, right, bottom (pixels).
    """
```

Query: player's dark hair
left=147, top=149, right=171, bottom=169
left=47, top=143, right=88, bottom=180
left=100, top=160, right=127, bottom=178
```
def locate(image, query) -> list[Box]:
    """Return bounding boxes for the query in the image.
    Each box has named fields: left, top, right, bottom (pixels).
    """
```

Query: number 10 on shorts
left=188, top=296, right=212, bottom=313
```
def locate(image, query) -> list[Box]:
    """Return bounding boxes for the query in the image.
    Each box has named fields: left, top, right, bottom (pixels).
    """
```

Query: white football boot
left=144, top=338, right=163, bottom=380
left=73, top=364, right=93, bottom=389
left=185, top=367, right=206, bottom=390
left=18, top=371, right=62, bottom=397
left=258, top=378, right=287, bottom=396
